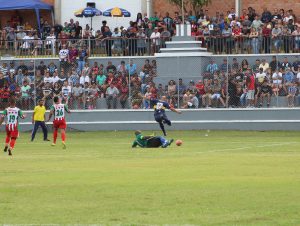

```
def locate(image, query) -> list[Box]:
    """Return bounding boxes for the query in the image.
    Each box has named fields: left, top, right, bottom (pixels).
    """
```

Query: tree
left=168, top=0, right=212, bottom=15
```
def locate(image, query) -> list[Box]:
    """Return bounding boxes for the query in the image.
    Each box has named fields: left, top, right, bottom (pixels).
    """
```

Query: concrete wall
left=7, top=108, right=300, bottom=132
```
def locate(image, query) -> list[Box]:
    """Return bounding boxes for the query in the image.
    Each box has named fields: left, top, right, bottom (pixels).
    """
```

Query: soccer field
left=0, top=130, right=300, bottom=225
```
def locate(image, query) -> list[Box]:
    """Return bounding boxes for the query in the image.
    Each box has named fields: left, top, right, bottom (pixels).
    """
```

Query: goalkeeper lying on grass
left=132, top=130, right=174, bottom=148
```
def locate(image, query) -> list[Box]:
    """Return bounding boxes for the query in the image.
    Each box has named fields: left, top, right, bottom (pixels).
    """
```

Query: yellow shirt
left=33, top=106, right=46, bottom=121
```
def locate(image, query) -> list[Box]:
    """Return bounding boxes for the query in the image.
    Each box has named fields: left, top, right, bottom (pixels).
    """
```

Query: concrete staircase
left=155, top=24, right=212, bottom=57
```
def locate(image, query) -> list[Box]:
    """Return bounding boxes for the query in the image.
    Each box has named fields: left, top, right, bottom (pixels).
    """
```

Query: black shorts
left=147, top=137, right=162, bottom=148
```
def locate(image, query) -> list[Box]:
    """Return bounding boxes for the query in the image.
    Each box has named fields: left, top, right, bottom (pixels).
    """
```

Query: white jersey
left=2, top=107, right=23, bottom=131
left=51, top=104, right=67, bottom=121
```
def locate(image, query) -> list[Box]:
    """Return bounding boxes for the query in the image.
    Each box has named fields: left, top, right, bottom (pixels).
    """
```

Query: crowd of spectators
left=0, top=56, right=299, bottom=110
left=1, top=7, right=300, bottom=56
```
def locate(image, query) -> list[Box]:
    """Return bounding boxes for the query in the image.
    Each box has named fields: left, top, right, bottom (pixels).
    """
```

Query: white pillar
left=54, top=0, right=61, bottom=24
left=146, top=0, right=152, bottom=18
left=235, top=0, right=241, bottom=17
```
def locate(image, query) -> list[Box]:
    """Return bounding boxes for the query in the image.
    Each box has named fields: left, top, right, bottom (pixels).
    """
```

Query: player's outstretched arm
left=170, top=108, right=182, bottom=114
left=47, top=110, right=54, bottom=122
left=0, top=116, right=4, bottom=126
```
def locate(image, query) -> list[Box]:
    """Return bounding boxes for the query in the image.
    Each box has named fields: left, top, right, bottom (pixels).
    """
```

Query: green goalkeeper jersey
left=132, top=134, right=148, bottom=148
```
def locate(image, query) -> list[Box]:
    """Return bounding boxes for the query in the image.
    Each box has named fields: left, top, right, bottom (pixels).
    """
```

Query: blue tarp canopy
left=0, top=0, right=53, bottom=34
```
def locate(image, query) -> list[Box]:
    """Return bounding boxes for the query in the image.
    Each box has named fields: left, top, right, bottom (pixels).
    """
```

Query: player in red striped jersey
left=0, top=98, right=26, bottom=156
left=47, top=96, right=70, bottom=149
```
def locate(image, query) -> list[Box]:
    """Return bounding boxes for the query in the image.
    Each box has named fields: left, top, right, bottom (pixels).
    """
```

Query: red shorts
left=53, top=119, right=67, bottom=129
left=6, top=126, right=19, bottom=138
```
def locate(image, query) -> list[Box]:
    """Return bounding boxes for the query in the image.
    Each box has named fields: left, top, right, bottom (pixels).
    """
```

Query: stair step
left=165, top=41, right=202, bottom=44
left=160, top=47, right=207, bottom=52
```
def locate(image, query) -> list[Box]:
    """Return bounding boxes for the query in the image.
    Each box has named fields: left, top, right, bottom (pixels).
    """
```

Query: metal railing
left=0, top=35, right=299, bottom=58
left=0, top=37, right=168, bottom=58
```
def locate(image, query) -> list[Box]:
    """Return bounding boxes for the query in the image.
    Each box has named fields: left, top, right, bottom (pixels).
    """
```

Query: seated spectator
left=259, top=59, right=270, bottom=72
left=117, top=61, right=127, bottom=76
left=106, top=83, right=119, bottom=109
left=272, top=69, right=283, bottom=95
left=52, top=82, right=61, bottom=98
left=257, top=80, right=272, bottom=107
left=211, top=79, right=226, bottom=107
left=283, top=67, right=295, bottom=85
left=287, top=82, right=297, bottom=107
left=202, top=80, right=213, bottom=108
left=143, top=86, right=152, bottom=109
left=71, top=82, right=83, bottom=109
left=106, top=61, right=116, bottom=74
left=20, top=80, right=31, bottom=110
left=126, top=59, right=137, bottom=75
left=119, top=81, right=129, bottom=109
left=87, top=83, right=99, bottom=109
left=206, top=59, right=219, bottom=74
left=61, top=80, right=72, bottom=105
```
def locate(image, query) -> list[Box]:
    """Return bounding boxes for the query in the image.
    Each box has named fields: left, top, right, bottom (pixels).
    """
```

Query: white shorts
left=211, top=93, right=221, bottom=99
left=247, top=90, right=255, bottom=100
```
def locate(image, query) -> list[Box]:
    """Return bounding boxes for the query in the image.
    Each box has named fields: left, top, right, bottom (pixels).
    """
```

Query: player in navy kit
left=151, top=96, right=182, bottom=136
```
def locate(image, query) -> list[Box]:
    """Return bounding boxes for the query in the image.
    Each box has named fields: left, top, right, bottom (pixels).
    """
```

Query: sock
left=9, top=138, right=16, bottom=149
left=159, top=136, right=168, bottom=145
left=53, top=129, right=58, bottom=144
left=159, top=122, right=167, bottom=136
left=61, top=130, right=66, bottom=142
left=5, top=136, right=10, bottom=145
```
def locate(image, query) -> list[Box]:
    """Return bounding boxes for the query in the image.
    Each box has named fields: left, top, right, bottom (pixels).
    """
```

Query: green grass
left=0, top=130, right=300, bottom=225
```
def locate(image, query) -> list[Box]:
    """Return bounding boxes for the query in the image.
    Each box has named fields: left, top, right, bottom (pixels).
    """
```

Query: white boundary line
left=196, top=142, right=298, bottom=154
left=17, top=120, right=300, bottom=125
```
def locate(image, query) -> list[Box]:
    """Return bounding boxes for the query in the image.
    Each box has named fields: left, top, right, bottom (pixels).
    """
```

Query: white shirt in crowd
left=297, top=72, right=300, bottom=83
left=62, top=85, right=72, bottom=97
left=59, top=48, right=69, bottom=61
left=44, top=76, right=53, bottom=84
left=22, top=35, right=34, bottom=49
left=256, top=72, right=266, bottom=83
left=79, top=75, right=90, bottom=85
left=46, top=34, right=56, bottom=46
left=150, top=31, right=161, bottom=45
left=272, top=72, right=283, bottom=84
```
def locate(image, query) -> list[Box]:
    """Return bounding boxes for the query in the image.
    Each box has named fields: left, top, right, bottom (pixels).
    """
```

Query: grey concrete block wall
left=2, top=108, right=300, bottom=132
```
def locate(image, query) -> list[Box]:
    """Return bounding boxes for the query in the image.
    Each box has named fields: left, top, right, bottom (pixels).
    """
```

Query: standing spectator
left=150, top=27, right=161, bottom=54
left=261, top=8, right=272, bottom=23
left=112, top=28, right=122, bottom=55
left=222, top=23, right=233, bottom=54
left=78, top=45, right=89, bottom=73
left=251, top=15, right=263, bottom=30
left=103, top=26, right=113, bottom=56
left=136, top=28, right=147, bottom=56
left=106, top=83, right=119, bottom=109
left=272, top=23, right=282, bottom=53
left=292, top=26, right=300, bottom=52
left=282, top=26, right=292, bottom=53
left=59, top=44, right=69, bottom=72
left=262, top=24, right=272, bottom=53
left=163, top=12, right=173, bottom=32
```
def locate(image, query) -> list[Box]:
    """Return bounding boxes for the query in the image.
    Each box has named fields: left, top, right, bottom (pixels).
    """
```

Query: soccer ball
left=176, top=140, right=183, bottom=146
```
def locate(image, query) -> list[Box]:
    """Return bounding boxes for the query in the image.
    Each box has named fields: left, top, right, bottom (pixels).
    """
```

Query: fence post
left=226, top=56, right=229, bottom=108
left=128, top=58, right=131, bottom=109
